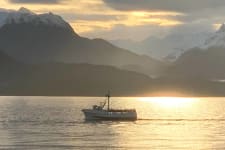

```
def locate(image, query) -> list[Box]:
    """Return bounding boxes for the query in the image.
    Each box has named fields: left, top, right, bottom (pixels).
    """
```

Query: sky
left=1, top=0, right=225, bottom=41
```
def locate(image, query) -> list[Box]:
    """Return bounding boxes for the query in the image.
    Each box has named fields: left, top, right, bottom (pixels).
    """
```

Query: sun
left=138, top=97, right=197, bottom=108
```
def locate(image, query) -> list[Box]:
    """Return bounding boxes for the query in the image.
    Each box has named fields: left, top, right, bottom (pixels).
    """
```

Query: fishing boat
left=82, top=92, right=137, bottom=121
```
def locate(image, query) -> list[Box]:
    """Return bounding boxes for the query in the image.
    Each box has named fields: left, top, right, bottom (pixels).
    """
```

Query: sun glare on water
left=138, top=97, right=198, bottom=108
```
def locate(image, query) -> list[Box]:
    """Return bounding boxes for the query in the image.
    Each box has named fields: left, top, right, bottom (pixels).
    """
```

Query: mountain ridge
left=0, top=49, right=154, bottom=96
left=0, top=7, right=165, bottom=77
left=166, top=24, right=225, bottom=79
left=0, top=48, right=224, bottom=97
left=0, top=7, right=74, bottom=31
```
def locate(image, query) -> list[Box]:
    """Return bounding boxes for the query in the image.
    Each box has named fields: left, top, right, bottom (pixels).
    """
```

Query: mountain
left=10, top=63, right=154, bottom=96
left=166, top=47, right=225, bottom=79
left=166, top=24, right=225, bottom=79
left=0, top=49, right=17, bottom=65
left=111, top=30, right=210, bottom=61
left=0, top=49, right=225, bottom=97
left=1, top=7, right=73, bottom=30
left=110, top=39, right=141, bottom=55
left=0, top=49, right=153, bottom=96
left=201, top=24, right=225, bottom=49
left=0, top=49, right=25, bottom=89
left=0, top=8, right=12, bottom=27
left=0, top=7, right=165, bottom=77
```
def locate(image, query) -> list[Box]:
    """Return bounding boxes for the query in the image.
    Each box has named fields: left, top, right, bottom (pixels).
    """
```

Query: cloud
left=8, top=0, right=64, bottom=4
left=62, top=13, right=119, bottom=22
left=80, top=24, right=171, bottom=41
left=3, top=0, right=225, bottom=41
left=103, top=0, right=225, bottom=13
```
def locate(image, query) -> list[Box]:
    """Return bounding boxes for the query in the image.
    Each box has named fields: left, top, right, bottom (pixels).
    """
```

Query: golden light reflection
left=213, top=23, right=222, bottom=30
left=138, top=97, right=198, bottom=108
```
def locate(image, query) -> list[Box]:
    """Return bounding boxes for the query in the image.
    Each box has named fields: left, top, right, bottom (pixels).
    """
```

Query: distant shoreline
left=0, top=93, right=225, bottom=97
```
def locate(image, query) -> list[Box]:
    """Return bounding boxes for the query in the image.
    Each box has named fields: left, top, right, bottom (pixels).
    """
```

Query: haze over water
left=0, top=96, right=225, bottom=149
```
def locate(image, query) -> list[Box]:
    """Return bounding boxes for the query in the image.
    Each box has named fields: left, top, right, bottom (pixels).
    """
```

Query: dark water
left=0, top=96, right=225, bottom=149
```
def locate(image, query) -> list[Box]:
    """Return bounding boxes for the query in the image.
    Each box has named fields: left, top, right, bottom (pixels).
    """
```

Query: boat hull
left=82, top=109, right=137, bottom=121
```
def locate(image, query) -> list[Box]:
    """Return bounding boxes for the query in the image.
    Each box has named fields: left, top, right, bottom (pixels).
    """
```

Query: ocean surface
left=0, top=96, right=225, bottom=149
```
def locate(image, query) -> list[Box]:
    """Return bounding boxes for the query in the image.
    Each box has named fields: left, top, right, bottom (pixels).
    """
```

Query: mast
left=106, top=91, right=110, bottom=111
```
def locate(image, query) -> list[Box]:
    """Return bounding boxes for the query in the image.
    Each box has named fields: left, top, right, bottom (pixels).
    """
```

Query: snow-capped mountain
left=201, top=24, right=225, bottom=49
left=0, top=7, right=73, bottom=31
left=0, top=8, right=12, bottom=27
left=165, top=23, right=225, bottom=79
left=0, top=7, right=165, bottom=77
left=163, top=24, right=225, bottom=61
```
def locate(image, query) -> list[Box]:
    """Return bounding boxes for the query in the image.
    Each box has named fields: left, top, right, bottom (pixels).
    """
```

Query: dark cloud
left=103, top=0, right=225, bottom=13
left=9, top=0, right=63, bottom=4
left=170, top=6, right=225, bottom=25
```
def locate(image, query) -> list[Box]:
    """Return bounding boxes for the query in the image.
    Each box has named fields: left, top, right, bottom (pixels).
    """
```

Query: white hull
left=82, top=109, right=137, bottom=121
